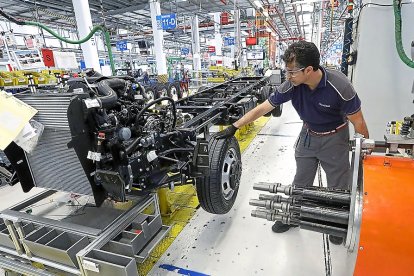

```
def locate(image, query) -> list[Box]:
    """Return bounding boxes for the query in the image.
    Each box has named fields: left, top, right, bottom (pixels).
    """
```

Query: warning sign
left=41, top=48, right=55, bottom=67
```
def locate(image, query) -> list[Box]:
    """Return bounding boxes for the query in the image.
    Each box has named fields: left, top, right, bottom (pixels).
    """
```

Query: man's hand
left=215, top=124, right=238, bottom=139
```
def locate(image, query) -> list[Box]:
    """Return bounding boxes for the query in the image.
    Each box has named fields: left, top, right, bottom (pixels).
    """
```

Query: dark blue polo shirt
left=268, top=66, right=361, bottom=132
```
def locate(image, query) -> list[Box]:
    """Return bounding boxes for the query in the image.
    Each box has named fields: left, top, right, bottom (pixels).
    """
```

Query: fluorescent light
left=263, top=10, right=269, bottom=18
left=266, top=27, right=272, bottom=32
left=254, top=0, right=263, bottom=8
left=242, top=30, right=249, bottom=35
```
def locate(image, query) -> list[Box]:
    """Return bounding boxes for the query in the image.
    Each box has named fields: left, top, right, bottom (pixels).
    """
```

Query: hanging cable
left=393, top=0, right=414, bottom=68
left=0, top=9, right=116, bottom=75
left=99, top=0, right=107, bottom=27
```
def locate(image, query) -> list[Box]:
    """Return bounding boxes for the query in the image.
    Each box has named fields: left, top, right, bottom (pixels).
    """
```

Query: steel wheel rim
left=221, top=147, right=240, bottom=200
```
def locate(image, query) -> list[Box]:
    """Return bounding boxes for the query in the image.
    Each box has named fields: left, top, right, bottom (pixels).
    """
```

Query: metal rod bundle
left=250, top=182, right=351, bottom=238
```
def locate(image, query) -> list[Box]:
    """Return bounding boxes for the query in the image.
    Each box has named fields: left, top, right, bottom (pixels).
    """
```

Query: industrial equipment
left=0, top=75, right=277, bottom=275
left=250, top=115, right=414, bottom=275
left=4, top=76, right=274, bottom=214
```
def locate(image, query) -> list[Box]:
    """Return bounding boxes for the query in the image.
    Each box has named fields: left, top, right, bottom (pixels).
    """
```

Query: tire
left=196, top=136, right=242, bottom=214
left=271, top=104, right=283, bottom=117
left=156, top=83, right=169, bottom=98
left=168, top=82, right=182, bottom=101
left=143, top=86, right=156, bottom=101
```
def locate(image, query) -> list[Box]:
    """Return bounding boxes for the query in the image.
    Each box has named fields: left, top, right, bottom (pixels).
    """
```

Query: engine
left=5, top=75, right=266, bottom=212
left=4, top=76, right=194, bottom=205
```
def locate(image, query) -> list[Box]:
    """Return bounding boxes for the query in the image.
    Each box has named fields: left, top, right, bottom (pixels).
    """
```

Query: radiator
left=15, top=93, right=92, bottom=195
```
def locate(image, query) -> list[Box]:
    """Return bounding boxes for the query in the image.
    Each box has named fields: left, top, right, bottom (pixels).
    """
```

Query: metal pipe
left=251, top=209, right=348, bottom=237
left=299, top=205, right=349, bottom=225
left=251, top=209, right=295, bottom=224
left=249, top=199, right=293, bottom=212
left=253, top=182, right=292, bottom=194
left=251, top=198, right=349, bottom=225
left=258, top=194, right=295, bottom=204
left=299, top=188, right=351, bottom=205
left=254, top=183, right=350, bottom=205
left=299, top=220, right=348, bottom=238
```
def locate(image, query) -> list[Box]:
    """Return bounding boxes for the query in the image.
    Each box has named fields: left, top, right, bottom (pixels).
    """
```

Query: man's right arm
left=233, top=100, right=275, bottom=128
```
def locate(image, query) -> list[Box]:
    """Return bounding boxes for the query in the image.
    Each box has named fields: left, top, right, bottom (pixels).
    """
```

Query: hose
left=96, top=78, right=125, bottom=108
left=0, top=9, right=116, bottom=74
left=393, top=0, right=414, bottom=68
left=135, top=97, right=177, bottom=129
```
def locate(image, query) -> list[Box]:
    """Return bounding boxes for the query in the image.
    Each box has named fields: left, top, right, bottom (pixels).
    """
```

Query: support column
left=316, top=4, right=324, bottom=50
left=149, top=0, right=168, bottom=83
left=234, top=9, right=244, bottom=68
left=213, top=13, right=223, bottom=63
left=191, top=15, right=201, bottom=78
left=72, top=0, right=101, bottom=73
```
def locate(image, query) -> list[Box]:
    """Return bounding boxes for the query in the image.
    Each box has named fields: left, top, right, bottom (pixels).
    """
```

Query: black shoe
left=329, top=235, right=344, bottom=245
left=271, top=221, right=297, bottom=233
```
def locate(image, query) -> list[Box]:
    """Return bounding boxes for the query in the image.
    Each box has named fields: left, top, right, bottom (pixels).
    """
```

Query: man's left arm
left=347, top=110, right=369, bottom=138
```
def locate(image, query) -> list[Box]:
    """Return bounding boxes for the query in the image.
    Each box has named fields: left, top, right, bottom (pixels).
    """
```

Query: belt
left=306, top=122, right=348, bottom=136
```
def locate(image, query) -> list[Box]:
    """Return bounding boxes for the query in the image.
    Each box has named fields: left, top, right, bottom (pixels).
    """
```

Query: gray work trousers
left=292, top=125, right=351, bottom=190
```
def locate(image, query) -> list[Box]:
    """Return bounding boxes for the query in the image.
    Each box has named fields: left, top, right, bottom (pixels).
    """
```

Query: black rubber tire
left=143, top=86, right=156, bottom=101
left=156, top=83, right=169, bottom=98
left=271, top=104, right=283, bottom=117
left=168, top=82, right=182, bottom=101
left=196, top=136, right=242, bottom=214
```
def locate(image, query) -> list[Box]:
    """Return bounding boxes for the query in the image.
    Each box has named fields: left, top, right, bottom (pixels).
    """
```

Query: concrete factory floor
left=150, top=102, right=358, bottom=276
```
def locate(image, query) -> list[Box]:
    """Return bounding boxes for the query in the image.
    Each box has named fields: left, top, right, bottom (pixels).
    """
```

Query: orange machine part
left=354, top=155, right=414, bottom=275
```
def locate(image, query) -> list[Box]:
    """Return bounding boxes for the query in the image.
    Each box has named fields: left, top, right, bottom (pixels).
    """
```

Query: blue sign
left=147, top=57, right=156, bottom=63
left=224, top=37, right=235, bottom=46
left=181, top=48, right=190, bottom=55
left=80, top=60, right=86, bottom=69
left=116, top=40, right=128, bottom=51
left=156, top=14, right=176, bottom=30
left=99, top=59, right=105, bottom=67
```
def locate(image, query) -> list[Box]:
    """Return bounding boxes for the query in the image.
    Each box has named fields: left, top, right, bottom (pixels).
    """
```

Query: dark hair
left=282, top=41, right=320, bottom=71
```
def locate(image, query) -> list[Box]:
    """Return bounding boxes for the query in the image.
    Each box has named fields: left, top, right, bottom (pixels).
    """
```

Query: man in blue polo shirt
left=215, top=41, right=369, bottom=245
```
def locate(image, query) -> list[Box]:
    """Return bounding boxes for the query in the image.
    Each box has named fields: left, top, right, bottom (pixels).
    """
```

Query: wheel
left=196, top=136, right=242, bottom=214
left=156, top=83, right=169, bottom=98
left=143, top=86, right=156, bottom=101
left=271, top=104, right=283, bottom=117
left=168, top=82, right=182, bottom=101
